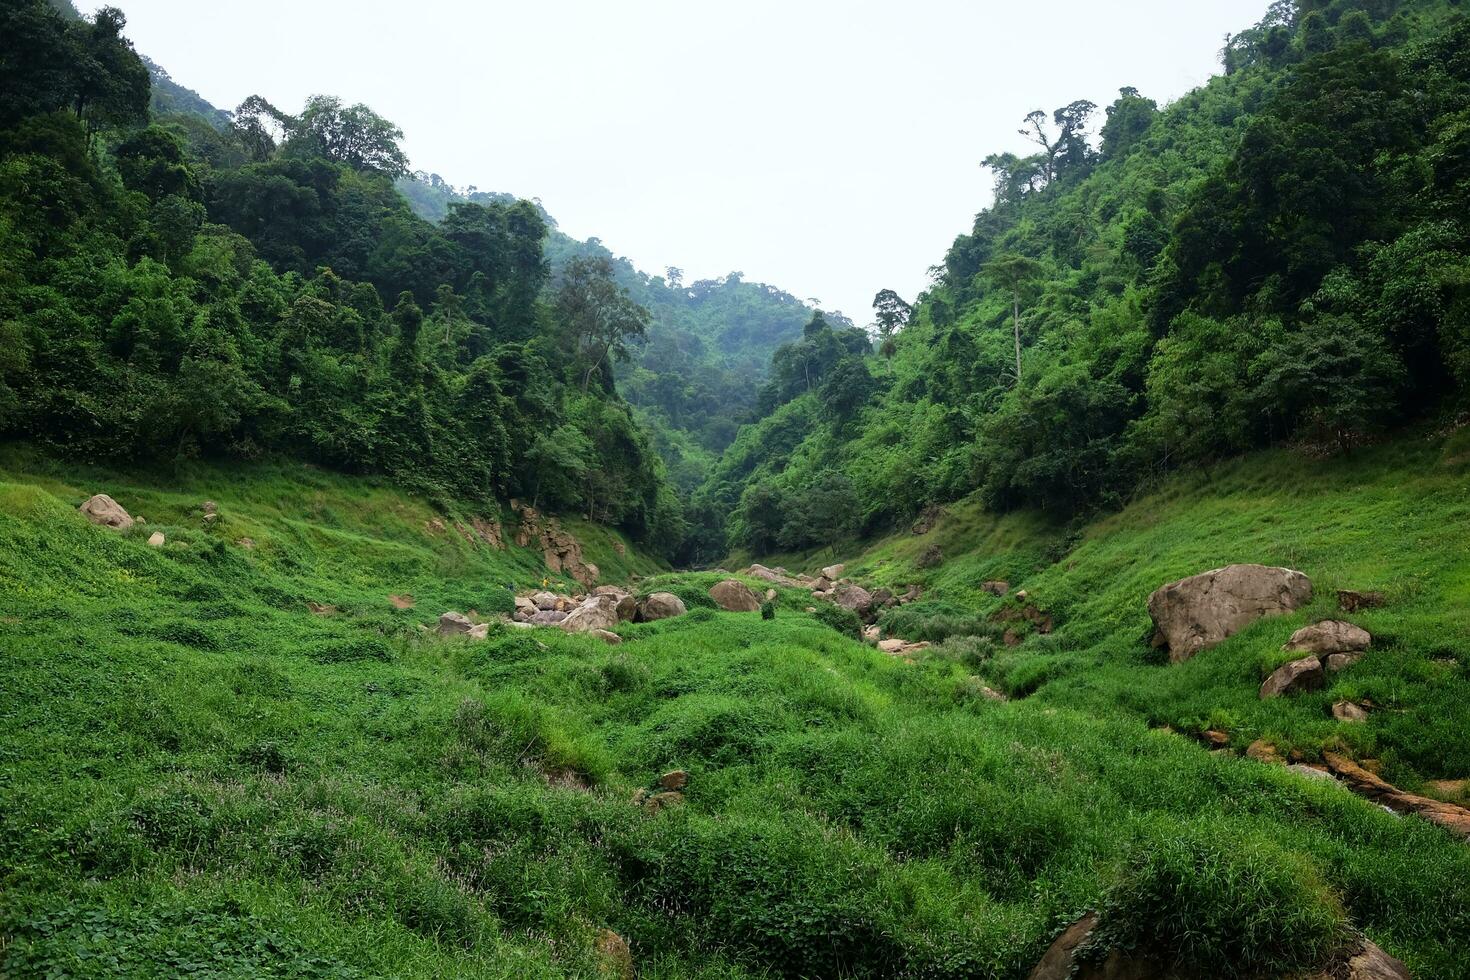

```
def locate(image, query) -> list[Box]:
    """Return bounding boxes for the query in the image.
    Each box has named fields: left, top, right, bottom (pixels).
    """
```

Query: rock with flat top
left=1285, top=620, right=1371, bottom=656
left=832, top=584, right=874, bottom=616
left=1148, top=564, right=1312, bottom=663
left=1260, top=655, right=1325, bottom=699
left=981, top=580, right=1010, bottom=596
left=591, top=629, right=621, bottom=645
left=438, top=611, right=474, bottom=636
left=594, top=928, right=634, bottom=980
left=560, top=595, right=620, bottom=633
left=147, top=531, right=165, bottom=548
left=530, top=609, right=568, bottom=625
left=639, top=592, right=687, bottom=621
left=709, top=579, right=761, bottom=612
left=1333, top=700, right=1370, bottom=722
left=531, top=591, right=560, bottom=610
left=1326, top=652, right=1364, bottom=672
left=79, top=494, right=134, bottom=531
left=821, top=563, right=845, bottom=580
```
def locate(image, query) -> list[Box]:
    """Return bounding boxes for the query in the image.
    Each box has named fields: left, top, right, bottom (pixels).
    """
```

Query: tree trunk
left=1012, top=290, right=1023, bottom=384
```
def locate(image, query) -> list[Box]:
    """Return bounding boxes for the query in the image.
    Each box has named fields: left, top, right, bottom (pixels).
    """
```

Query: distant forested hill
left=399, top=172, right=827, bottom=493
left=697, top=0, right=1470, bottom=564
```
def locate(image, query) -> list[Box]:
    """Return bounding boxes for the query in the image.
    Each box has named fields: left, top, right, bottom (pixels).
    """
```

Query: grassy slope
left=3, top=446, right=1470, bottom=976
left=834, top=430, right=1470, bottom=793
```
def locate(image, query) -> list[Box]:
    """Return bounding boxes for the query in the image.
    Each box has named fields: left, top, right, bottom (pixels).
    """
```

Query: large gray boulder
left=1284, top=620, right=1371, bottom=656
left=639, top=592, right=687, bottom=621
left=709, top=579, right=761, bottom=612
left=832, top=584, right=874, bottom=616
left=79, top=493, right=134, bottom=531
left=1148, top=564, right=1312, bottom=663
left=560, top=594, right=620, bottom=633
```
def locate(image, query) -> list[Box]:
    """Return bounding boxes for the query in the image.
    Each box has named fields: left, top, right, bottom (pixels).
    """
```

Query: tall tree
left=983, top=255, right=1045, bottom=384
left=555, top=256, right=651, bottom=392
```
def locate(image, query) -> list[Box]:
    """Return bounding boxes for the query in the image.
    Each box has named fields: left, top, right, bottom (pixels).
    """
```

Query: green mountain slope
left=706, top=0, right=1470, bottom=561
left=3, top=451, right=1469, bottom=977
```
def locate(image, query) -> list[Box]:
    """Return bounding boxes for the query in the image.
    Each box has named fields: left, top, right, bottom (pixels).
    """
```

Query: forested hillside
left=704, top=0, right=1470, bottom=563
left=400, top=172, right=824, bottom=494
left=0, top=0, right=685, bottom=553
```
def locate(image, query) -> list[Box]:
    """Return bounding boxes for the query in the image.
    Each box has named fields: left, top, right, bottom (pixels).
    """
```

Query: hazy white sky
left=103, top=0, right=1267, bottom=321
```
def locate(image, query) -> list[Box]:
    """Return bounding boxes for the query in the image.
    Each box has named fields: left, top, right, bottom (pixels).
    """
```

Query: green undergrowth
left=3, top=450, right=1470, bottom=976
left=828, top=431, right=1470, bottom=792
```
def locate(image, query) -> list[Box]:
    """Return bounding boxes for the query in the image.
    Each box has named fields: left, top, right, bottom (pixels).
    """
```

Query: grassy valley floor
left=3, top=442, right=1470, bottom=976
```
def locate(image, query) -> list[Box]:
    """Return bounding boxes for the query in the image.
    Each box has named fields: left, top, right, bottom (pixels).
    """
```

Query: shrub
left=1094, top=822, right=1347, bottom=976
left=810, top=603, right=862, bottom=640
left=760, top=600, right=776, bottom=620
left=877, top=601, right=995, bottom=643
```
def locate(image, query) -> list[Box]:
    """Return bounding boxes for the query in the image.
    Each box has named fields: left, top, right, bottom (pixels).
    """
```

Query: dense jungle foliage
left=0, top=0, right=685, bottom=554
left=696, top=0, right=1470, bottom=564
left=399, top=172, right=827, bottom=495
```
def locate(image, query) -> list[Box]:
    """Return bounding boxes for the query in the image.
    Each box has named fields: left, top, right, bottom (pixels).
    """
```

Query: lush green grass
left=834, top=432, right=1470, bottom=793
left=4, top=447, right=1470, bottom=976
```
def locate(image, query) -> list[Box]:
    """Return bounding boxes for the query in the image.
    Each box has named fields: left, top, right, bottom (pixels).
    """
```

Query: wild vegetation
left=4, top=450, right=1470, bottom=978
left=703, top=0, right=1470, bottom=558
left=1, top=0, right=683, bottom=555
left=5, top=0, right=1470, bottom=976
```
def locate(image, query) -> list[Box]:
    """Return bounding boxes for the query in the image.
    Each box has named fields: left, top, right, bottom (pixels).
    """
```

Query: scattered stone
left=307, top=602, right=337, bottom=616
left=709, top=579, right=761, bottom=612
left=863, top=624, right=882, bottom=643
left=659, top=770, right=689, bottom=791
left=1338, top=589, right=1386, bottom=613
left=915, top=544, right=943, bottom=569
left=467, top=623, right=490, bottom=639
left=135, top=515, right=146, bottom=524
left=202, top=512, right=218, bottom=524
left=821, top=563, right=845, bottom=580
left=1325, top=752, right=1470, bottom=839
left=236, top=537, right=256, bottom=550
left=981, top=580, right=1010, bottom=596
left=1344, top=939, right=1410, bottom=980
left=1025, top=912, right=1164, bottom=980
left=1202, top=729, right=1230, bottom=749
left=438, top=611, right=474, bottom=636
left=147, top=531, right=165, bottom=548
left=1285, top=620, right=1372, bottom=656
left=901, top=585, right=922, bottom=603
left=532, top=591, right=561, bottom=611
left=1246, top=739, right=1283, bottom=764
left=1326, top=652, right=1364, bottom=673
left=1287, top=763, right=1338, bottom=784
left=504, top=620, right=534, bottom=629
left=513, top=597, right=538, bottom=621
left=639, top=592, right=687, bottom=621
left=1333, top=700, right=1371, bottom=723
left=1148, top=563, right=1313, bottom=663
left=201, top=500, right=217, bottom=515
left=812, top=576, right=833, bottom=592
left=765, top=588, right=777, bottom=601
left=389, top=593, right=414, bottom=609
left=1428, top=779, right=1469, bottom=799
left=591, top=629, right=622, bottom=645
left=832, top=584, right=875, bottom=618
left=1260, top=656, right=1325, bottom=699
left=593, top=928, right=635, bottom=980
left=878, top=638, right=906, bottom=654
left=643, top=790, right=684, bottom=814
left=909, top=504, right=944, bottom=536
left=561, top=595, right=621, bottom=633
left=530, top=609, right=568, bottom=625
left=743, top=563, right=800, bottom=586
left=78, top=494, right=133, bottom=531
